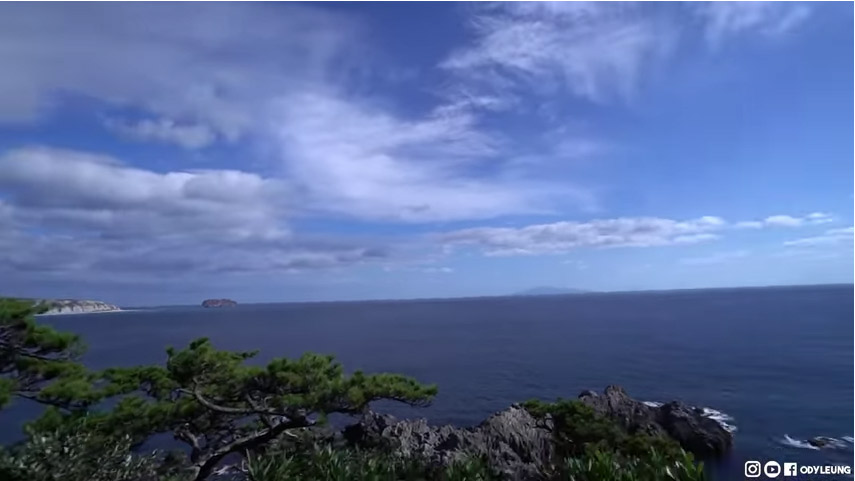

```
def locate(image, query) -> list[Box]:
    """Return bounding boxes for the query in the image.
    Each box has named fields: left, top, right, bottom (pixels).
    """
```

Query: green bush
left=0, top=426, right=168, bottom=481
left=245, top=444, right=497, bottom=481
left=522, top=399, right=686, bottom=461
left=523, top=399, right=706, bottom=481
left=560, top=447, right=706, bottom=481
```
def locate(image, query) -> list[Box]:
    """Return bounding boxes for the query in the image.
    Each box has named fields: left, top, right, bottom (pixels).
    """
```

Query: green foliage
left=0, top=298, right=93, bottom=410
left=27, top=337, right=438, bottom=479
left=523, top=399, right=685, bottom=461
left=0, top=424, right=173, bottom=481
left=523, top=399, right=706, bottom=481
left=560, top=447, right=706, bottom=481
left=245, top=444, right=497, bottom=481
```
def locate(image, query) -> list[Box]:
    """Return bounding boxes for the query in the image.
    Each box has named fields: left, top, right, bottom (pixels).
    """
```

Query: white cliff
left=36, top=299, right=122, bottom=315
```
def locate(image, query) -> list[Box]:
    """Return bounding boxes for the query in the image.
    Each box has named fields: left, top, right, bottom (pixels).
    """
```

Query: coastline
left=37, top=308, right=127, bottom=316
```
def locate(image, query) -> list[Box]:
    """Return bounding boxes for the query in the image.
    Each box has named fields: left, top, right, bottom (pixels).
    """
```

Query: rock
left=658, top=401, right=732, bottom=456
left=35, top=299, right=121, bottom=315
left=578, top=385, right=665, bottom=437
left=201, top=299, right=237, bottom=308
left=344, top=404, right=553, bottom=480
left=805, top=436, right=847, bottom=449
left=578, top=386, right=732, bottom=457
left=344, top=386, right=732, bottom=480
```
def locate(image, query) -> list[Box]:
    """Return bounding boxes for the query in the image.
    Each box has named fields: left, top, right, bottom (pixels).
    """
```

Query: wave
left=781, top=434, right=821, bottom=450
left=642, top=401, right=736, bottom=433
left=779, top=434, right=854, bottom=451
left=699, top=407, right=737, bottom=433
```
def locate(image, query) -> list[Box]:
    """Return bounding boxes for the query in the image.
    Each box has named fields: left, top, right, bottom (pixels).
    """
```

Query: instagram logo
left=745, top=460, right=762, bottom=478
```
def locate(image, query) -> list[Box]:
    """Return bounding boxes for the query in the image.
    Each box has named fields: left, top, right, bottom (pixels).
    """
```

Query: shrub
left=560, top=446, right=706, bottom=481
left=244, top=443, right=497, bottom=481
left=0, top=426, right=169, bottom=481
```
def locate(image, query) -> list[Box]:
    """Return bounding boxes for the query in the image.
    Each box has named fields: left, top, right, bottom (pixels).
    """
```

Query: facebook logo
left=784, top=463, right=798, bottom=476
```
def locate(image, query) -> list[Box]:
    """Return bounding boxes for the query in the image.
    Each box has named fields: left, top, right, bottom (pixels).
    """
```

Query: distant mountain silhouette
left=513, top=287, right=589, bottom=296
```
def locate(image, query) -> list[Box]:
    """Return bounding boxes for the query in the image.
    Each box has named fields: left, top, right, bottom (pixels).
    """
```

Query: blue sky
left=0, top=2, right=851, bottom=305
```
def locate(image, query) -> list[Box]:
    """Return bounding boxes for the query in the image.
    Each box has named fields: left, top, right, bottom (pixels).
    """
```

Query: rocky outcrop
left=343, top=386, right=733, bottom=479
left=201, top=299, right=237, bottom=308
left=344, top=404, right=553, bottom=480
left=578, top=385, right=732, bottom=457
left=807, top=436, right=853, bottom=450
left=36, top=299, right=121, bottom=315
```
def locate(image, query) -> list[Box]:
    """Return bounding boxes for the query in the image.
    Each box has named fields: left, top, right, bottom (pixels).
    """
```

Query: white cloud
left=441, top=215, right=726, bottom=256
left=0, top=3, right=361, bottom=144
left=734, top=213, right=833, bottom=228
left=442, top=2, right=676, bottom=103
left=0, top=147, right=390, bottom=281
left=764, top=215, right=804, bottom=227
left=784, top=226, right=854, bottom=247
left=270, top=91, right=591, bottom=222
left=681, top=250, right=749, bottom=265
left=104, top=117, right=216, bottom=149
left=762, top=212, right=833, bottom=227
left=695, top=2, right=811, bottom=46
left=0, top=147, right=289, bottom=241
left=805, top=212, right=834, bottom=224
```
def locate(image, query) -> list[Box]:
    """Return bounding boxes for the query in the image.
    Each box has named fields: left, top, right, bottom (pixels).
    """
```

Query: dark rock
left=807, top=436, right=838, bottom=448
left=344, top=386, right=732, bottom=480
left=345, top=404, right=553, bottom=480
left=578, top=386, right=732, bottom=457
left=658, top=401, right=732, bottom=456
left=578, top=385, right=664, bottom=437
left=201, top=299, right=237, bottom=308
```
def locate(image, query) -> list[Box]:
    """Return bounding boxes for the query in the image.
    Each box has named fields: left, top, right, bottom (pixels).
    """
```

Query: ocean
left=3, top=284, right=853, bottom=479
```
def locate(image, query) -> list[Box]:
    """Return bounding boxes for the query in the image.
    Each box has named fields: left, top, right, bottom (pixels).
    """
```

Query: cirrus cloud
left=440, top=216, right=726, bottom=256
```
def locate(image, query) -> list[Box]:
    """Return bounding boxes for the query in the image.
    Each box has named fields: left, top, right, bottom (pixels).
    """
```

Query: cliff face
left=343, top=385, right=733, bottom=479
left=37, top=299, right=121, bottom=315
left=201, top=299, right=237, bottom=308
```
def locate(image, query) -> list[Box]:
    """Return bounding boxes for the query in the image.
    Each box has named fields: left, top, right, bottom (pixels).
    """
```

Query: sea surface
left=3, top=284, right=853, bottom=479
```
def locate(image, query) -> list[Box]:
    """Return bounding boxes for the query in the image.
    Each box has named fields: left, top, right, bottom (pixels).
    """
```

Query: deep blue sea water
left=2, top=285, right=852, bottom=479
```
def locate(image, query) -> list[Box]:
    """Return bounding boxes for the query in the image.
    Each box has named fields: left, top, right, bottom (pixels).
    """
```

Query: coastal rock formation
left=201, top=299, right=237, bottom=308
left=807, top=436, right=852, bottom=450
left=344, top=386, right=733, bottom=479
left=578, top=385, right=732, bottom=457
left=344, top=404, right=553, bottom=480
left=36, top=299, right=121, bottom=315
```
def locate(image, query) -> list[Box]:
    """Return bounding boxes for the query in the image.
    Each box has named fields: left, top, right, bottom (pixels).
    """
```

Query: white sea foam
left=780, top=434, right=821, bottom=450
left=699, top=407, right=737, bottom=433
left=643, top=401, right=737, bottom=433
left=812, top=436, right=854, bottom=450
left=777, top=434, right=854, bottom=451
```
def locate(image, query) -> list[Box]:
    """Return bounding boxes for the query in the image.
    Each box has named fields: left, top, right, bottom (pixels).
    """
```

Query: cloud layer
left=441, top=216, right=726, bottom=256
left=0, top=3, right=361, bottom=144
left=0, top=148, right=388, bottom=284
left=0, top=2, right=841, bottom=301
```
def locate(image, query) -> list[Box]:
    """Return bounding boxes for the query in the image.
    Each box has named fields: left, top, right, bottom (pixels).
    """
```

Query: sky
left=0, top=2, right=852, bottom=306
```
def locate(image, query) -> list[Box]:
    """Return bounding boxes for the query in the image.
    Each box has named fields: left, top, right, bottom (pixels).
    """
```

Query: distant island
left=34, top=299, right=122, bottom=315
left=513, top=287, right=590, bottom=296
left=201, top=298, right=237, bottom=308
